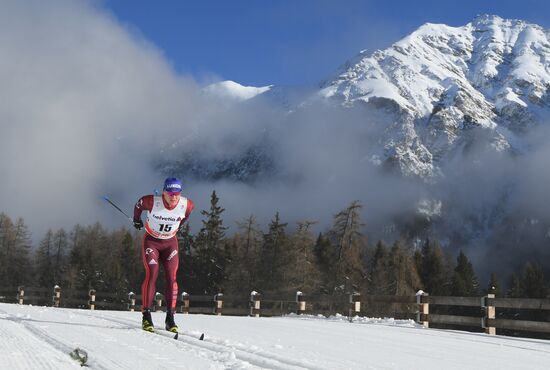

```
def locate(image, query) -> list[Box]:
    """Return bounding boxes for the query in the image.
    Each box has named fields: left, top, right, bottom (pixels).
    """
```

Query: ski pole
left=102, top=196, right=133, bottom=222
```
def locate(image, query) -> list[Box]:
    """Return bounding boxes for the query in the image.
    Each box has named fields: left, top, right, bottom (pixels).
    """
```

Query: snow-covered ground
left=1, top=302, right=549, bottom=369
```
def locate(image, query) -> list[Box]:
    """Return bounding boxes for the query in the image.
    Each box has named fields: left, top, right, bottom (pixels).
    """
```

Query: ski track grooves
left=0, top=308, right=109, bottom=369
left=76, top=311, right=327, bottom=370
left=397, top=325, right=550, bottom=354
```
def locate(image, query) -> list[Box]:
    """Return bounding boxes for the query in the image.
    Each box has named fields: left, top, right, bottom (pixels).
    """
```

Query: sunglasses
left=165, top=191, right=181, bottom=196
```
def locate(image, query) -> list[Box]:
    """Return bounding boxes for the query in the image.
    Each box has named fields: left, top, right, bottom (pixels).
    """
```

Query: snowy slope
left=203, top=80, right=273, bottom=102
left=1, top=303, right=550, bottom=369
left=319, top=14, right=550, bottom=178
left=178, top=15, right=550, bottom=182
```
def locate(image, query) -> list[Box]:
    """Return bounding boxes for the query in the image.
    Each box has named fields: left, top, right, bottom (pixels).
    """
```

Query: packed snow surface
left=1, top=303, right=549, bottom=369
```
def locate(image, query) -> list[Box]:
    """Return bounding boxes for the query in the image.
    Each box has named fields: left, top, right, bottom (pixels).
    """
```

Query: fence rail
left=416, top=291, right=550, bottom=337
left=426, top=295, right=481, bottom=307
left=492, top=297, right=550, bottom=310
left=1, top=286, right=549, bottom=338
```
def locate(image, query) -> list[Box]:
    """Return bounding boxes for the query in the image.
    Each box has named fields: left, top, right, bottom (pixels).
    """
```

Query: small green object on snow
left=70, top=347, right=88, bottom=366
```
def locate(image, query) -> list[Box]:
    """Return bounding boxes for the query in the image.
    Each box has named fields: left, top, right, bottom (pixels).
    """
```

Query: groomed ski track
left=1, top=302, right=550, bottom=369
left=0, top=304, right=324, bottom=369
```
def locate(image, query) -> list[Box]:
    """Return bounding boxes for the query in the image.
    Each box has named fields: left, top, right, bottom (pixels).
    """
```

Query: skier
left=133, top=177, right=194, bottom=333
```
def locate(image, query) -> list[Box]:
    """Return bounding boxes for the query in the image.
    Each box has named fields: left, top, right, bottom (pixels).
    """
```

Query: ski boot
left=165, top=311, right=178, bottom=333
left=142, top=308, right=154, bottom=332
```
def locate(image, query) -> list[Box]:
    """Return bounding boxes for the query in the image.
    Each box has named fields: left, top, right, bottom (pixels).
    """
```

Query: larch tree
left=225, top=215, right=263, bottom=298
left=0, top=215, right=34, bottom=287
left=327, top=201, right=366, bottom=294
left=284, top=220, right=321, bottom=295
left=387, top=240, right=421, bottom=296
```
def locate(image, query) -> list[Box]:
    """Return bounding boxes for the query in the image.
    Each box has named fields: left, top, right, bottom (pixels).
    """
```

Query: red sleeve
left=134, top=195, right=154, bottom=221
left=184, top=199, right=194, bottom=220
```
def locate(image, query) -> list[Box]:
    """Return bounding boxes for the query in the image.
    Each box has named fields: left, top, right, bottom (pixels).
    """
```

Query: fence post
left=53, top=285, right=61, bottom=307
left=214, top=293, right=223, bottom=316
left=88, top=289, right=96, bottom=310
left=250, top=291, right=261, bottom=317
left=180, top=292, right=190, bottom=314
left=296, top=291, right=306, bottom=315
left=128, top=292, right=136, bottom=312
left=349, top=293, right=361, bottom=321
left=482, top=287, right=496, bottom=335
left=17, top=286, right=25, bottom=305
left=180, top=292, right=189, bottom=315
left=155, top=292, right=163, bottom=312
left=416, top=290, right=429, bottom=328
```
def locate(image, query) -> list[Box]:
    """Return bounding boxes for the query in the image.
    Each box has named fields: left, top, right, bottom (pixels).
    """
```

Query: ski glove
left=133, top=219, right=143, bottom=230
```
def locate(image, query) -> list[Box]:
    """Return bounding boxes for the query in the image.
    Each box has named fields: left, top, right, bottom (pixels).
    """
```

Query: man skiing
left=133, top=177, right=194, bottom=333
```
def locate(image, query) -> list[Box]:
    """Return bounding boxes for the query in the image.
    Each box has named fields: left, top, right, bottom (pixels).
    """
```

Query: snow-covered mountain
left=203, top=80, right=272, bottom=101
left=319, top=14, right=550, bottom=179
left=176, top=15, right=549, bottom=183
left=159, top=15, right=550, bottom=274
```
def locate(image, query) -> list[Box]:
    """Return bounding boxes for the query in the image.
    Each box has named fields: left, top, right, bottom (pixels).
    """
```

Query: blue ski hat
left=163, top=177, right=182, bottom=194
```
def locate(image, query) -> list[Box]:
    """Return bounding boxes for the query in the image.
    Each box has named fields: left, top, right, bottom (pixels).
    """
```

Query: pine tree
left=413, top=249, right=422, bottom=280
left=485, top=272, right=502, bottom=297
left=451, top=251, right=479, bottom=296
left=35, top=230, right=55, bottom=287
left=418, top=238, right=450, bottom=296
left=521, top=262, right=547, bottom=298
left=65, top=224, right=82, bottom=291
left=178, top=223, right=194, bottom=253
left=68, top=223, right=109, bottom=291
left=507, top=272, right=522, bottom=298
left=103, top=229, right=140, bottom=299
left=313, top=232, right=336, bottom=293
left=369, top=240, right=390, bottom=295
left=52, top=229, right=68, bottom=286
left=193, top=190, right=228, bottom=294
left=222, top=238, right=242, bottom=298
left=258, top=212, right=288, bottom=295
left=118, top=230, right=140, bottom=291
left=177, top=223, right=195, bottom=294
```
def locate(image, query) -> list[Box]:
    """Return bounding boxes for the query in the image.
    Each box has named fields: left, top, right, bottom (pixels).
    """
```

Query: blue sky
left=101, top=0, right=550, bottom=86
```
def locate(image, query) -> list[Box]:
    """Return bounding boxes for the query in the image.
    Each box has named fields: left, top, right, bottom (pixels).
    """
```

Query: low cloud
left=0, top=0, right=198, bottom=236
left=2, top=1, right=550, bottom=282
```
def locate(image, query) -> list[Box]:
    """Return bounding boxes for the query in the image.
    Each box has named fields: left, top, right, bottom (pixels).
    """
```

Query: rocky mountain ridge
left=159, top=15, right=550, bottom=278
left=318, top=14, right=550, bottom=179
left=195, top=15, right=549, bottom=182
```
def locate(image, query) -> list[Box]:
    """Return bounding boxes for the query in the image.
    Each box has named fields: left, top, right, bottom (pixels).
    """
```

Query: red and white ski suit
left=134, top=194, right=194, bottom=311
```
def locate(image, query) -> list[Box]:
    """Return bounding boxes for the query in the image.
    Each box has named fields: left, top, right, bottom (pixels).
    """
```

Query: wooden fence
left=416, top=291, right=550, bottom=336
left=1, top=286, right=549, bottom=338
